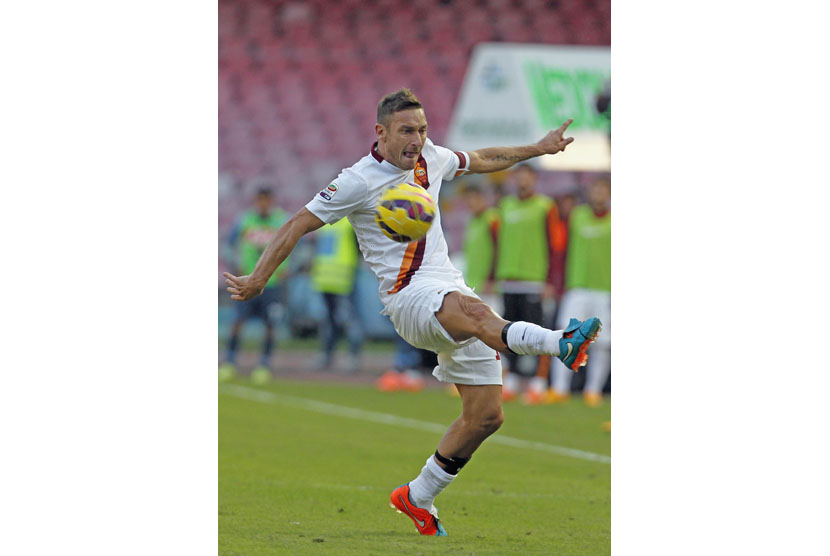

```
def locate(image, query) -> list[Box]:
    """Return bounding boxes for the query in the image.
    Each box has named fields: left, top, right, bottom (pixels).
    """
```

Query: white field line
left=254, top=478, right=588, bottom=499
left=220, top=384, right=610, bottom=465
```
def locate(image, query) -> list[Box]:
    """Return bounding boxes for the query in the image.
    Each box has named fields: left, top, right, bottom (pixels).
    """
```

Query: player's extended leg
left=434, top=291, right=601, bottom=371
left=391, top=384, right=503, bottom=536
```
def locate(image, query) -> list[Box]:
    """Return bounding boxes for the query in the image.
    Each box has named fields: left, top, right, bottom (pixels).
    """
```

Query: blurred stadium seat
left=218, top=0, right=610, bottom=271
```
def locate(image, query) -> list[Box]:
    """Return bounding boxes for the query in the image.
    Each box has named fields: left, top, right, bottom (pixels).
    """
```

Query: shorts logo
left=319, top=191, right=332, bottom=200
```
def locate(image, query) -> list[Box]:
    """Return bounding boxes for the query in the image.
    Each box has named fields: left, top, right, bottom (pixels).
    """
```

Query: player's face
left=464, top=191, right=487, bottom=215
left=377, top=108, right=428, bottom=171
left=255, top=194, right=271, bottom=214
left=515, top=167, right=536, bottom=199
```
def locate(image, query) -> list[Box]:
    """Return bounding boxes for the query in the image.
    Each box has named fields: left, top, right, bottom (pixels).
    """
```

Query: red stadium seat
left=219, top=0, right=610, bottom=216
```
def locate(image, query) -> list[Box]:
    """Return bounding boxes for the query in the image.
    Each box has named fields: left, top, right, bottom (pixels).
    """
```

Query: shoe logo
left=564, top=342, right=574, bottom=360
left=399, top=495, right=426, bottom=528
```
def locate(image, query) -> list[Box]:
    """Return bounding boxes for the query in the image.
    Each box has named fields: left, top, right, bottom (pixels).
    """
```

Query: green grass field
left=219, top=379, right=610, bottom=555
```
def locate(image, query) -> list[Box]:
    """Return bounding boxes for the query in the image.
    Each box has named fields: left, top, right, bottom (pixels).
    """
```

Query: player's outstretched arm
left=467, top=118, right=574, bottom=174
left=224, top=208, right=325, bottom=301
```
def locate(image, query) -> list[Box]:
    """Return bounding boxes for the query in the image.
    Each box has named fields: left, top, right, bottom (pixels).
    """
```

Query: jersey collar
left=370, top=142, right=385, bottom=163
left=370, top=142, right=409, bottom=174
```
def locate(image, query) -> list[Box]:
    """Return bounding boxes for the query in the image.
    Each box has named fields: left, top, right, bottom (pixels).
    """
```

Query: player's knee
left=475, top=407, right=504, bottom=436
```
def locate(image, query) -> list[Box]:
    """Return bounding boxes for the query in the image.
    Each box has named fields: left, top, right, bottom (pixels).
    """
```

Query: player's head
left=462, top=182, right=489, bottom=216
left=254, top=186, right=273, bottom=214
left=588, top=177, right=610, bottom=213
left=512, top=164, right=537, bottom=199
left=375, top=88, right=427, bottom=171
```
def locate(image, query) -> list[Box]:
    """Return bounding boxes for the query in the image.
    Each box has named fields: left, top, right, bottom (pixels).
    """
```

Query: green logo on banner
left=523, top=62, right=609, bottom=132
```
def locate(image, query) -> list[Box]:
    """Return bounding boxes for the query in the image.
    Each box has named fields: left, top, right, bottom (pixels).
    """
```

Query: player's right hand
left=224, top=272, right=264, bottom=301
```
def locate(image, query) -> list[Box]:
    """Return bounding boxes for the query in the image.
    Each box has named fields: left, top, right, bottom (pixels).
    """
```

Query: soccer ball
left=374, top=182, right=436, bottom=243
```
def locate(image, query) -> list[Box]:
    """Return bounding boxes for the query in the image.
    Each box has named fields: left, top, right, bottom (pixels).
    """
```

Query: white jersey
left=305, top=138, right=470, bottom=309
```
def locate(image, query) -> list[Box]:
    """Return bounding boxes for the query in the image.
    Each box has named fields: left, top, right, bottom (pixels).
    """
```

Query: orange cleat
left=583, top=391, right=603, bottom=407
left=376, top=370, right=402, bottom=392
left=398, top=371, right=425, bottom=392
left=502, top=386, right=518, bottom=402
left=522, top=388, right=548, bottom=405
left=389, top=484, right=447, bottom=536
left=545, top=389, right=571, bottom=404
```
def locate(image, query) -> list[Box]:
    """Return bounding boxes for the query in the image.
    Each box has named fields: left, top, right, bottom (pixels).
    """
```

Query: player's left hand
left=224, top=272, right=264, bottom=301
left=537, top=119, right=575, bottom=155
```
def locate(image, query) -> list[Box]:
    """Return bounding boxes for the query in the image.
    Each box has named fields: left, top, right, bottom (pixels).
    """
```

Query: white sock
left=408, top=455, right=456, bottom=512
left=505, top=321, right=562, bottom=356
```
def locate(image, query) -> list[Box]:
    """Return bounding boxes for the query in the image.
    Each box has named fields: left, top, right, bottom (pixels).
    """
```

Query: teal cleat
left=558, top=317, right=603, bottom=371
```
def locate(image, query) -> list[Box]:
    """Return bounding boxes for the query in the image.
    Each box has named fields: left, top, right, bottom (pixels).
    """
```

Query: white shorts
left=382, top=278, right=503, bottom=386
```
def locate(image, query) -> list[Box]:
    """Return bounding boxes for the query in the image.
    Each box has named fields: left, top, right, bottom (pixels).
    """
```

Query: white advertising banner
left=447, top=43, right=610, bottom=171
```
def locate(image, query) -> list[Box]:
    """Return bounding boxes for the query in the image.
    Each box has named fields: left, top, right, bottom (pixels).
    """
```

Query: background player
left=494, top=165, right=566, bottom=403
left=551, top=177, right=611, bottom=406
left=219, top=186, right=289, bottom=384
left=461, top=182, right=498, bottom=295
left=223, top=89, right=601, bottom=536
left=310, top=217, right=364, bottom=372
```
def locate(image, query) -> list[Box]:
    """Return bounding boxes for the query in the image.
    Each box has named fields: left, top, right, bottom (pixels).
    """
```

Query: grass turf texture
left=219, top=379, right=610, bottom=555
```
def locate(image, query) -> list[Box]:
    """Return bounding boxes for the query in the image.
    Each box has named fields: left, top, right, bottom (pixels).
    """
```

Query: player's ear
left=375, top=122, right=386, bottom=140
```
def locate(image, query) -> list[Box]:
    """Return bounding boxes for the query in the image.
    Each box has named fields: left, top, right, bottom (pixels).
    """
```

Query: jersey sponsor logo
left=319, top=191, right=332, bottom=201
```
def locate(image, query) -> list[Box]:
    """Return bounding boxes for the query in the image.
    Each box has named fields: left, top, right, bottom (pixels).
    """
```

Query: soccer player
left=460, top=182, right=498, bottom=294
left=219, top=186, right=289, bottom=384
left=224, top=89, right=601, bottom=536
left=551, top=177, right=611, bottom=406
left=493, top=164, right=567, bottom=403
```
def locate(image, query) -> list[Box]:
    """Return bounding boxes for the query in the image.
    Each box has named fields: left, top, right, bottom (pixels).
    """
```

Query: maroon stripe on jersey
left=397, top=236, right=426, bottom=291
left=414, top=154, right=429, bottom=189
left=454, top=151, right=467, bottom=171
left=371, top=142, right=384, bottom=163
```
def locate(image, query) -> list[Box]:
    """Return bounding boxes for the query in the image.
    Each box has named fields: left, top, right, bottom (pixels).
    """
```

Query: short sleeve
left=305, top=169, right=369, bottom=225
left=431, top=141, right=471, bottom=181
